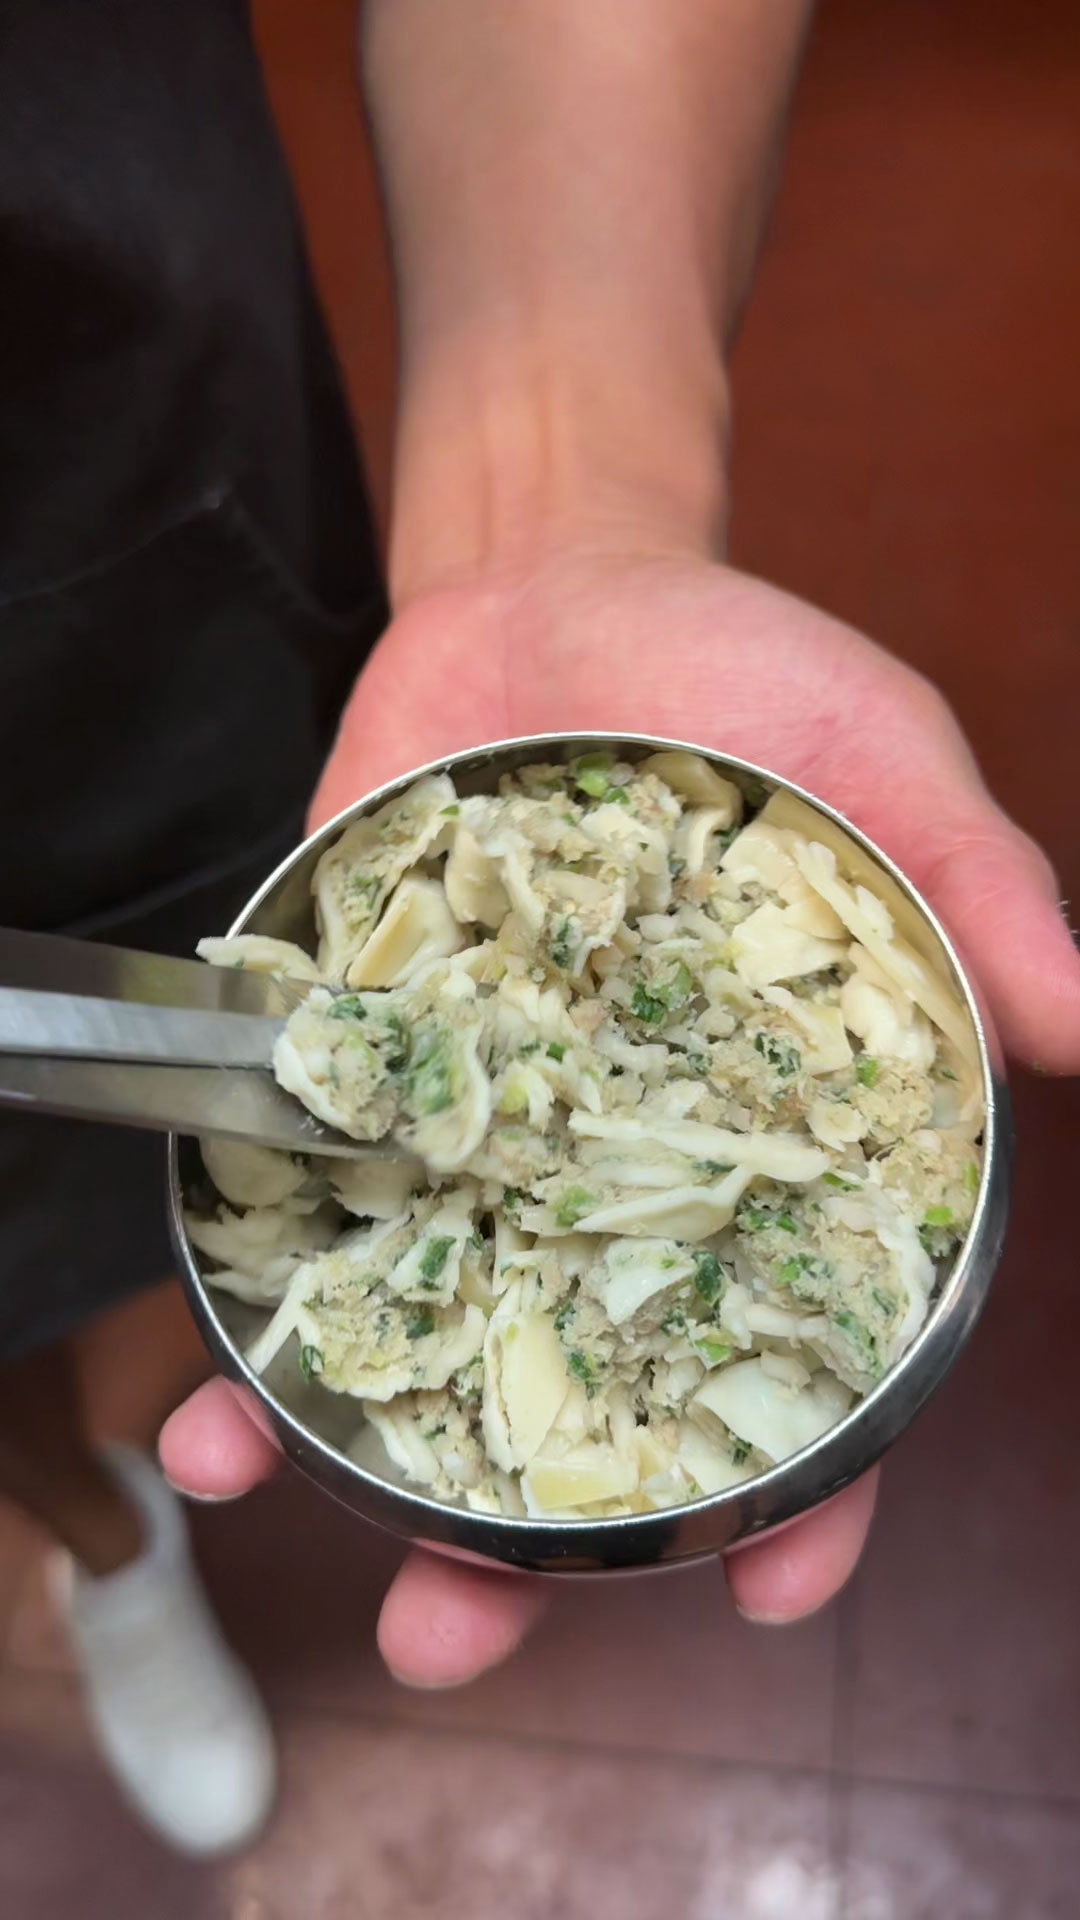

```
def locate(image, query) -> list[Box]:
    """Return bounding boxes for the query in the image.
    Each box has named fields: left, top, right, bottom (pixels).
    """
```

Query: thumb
left=920, top=800, right=1080, bottom=1074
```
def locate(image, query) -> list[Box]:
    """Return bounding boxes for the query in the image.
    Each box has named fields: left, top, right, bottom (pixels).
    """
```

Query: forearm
left=362, top=0, right=812, bottom=602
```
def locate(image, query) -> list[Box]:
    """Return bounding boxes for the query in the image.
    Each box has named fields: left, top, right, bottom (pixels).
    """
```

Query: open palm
left=163, top=554, right=1080, bottom=1684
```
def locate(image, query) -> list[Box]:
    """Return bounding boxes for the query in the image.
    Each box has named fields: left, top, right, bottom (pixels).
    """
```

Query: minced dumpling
left=188, top=748, right=984, bottom=1520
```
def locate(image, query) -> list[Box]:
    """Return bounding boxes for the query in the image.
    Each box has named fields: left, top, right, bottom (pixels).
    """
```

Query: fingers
left=377, top=1548, right=549, bottom=1687
left=920, top=808, right=1080, bottom=1074
left=159, top=1378, right=281, bottom=1499
left=724, top=1469, right=879, bottom=1623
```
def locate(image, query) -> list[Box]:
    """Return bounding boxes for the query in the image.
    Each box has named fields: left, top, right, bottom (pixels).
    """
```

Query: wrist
left=388, top=323, right=731, bottom=608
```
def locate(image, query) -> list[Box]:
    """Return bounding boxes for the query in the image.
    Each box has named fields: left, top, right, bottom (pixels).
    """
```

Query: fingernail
left=164, top=1477, right=240, bottom=1505
left=734, top=1604, right=794, bottom=1628
left=385, top=1666, right=467, bottom=1691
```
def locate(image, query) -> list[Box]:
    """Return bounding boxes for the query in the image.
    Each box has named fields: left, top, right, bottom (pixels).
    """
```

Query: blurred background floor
left=2, top=0, right=1078, bottom=1913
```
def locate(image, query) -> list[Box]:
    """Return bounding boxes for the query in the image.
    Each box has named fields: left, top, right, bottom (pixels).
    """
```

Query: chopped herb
left=554, top=1299, right=577, bottom=1334
left=692, top=1249, right=726, bottom=1307
left=404, top=1023, right=455, bottom=1115
left=384, top=1011, right=410, bottom=1073
left=694, top=1336, right=732, bottom=1367
left=823, top=1171, right=860, bottom=1191
left=517, top=1040, right=541, bottom=1057
left=572, top=751, right=616, bottom=799
left=347, top=872, right=381, bottom=905
left=934, top=1062, right=958, bottom=1082
left=832, top=1310, right=883, bottom=1375
left=661, top=1307, right=688, bottom=1336
left=327, top=993, right=368, bottom=1022
left=856, top=1056, right=881, bottom=1088
left=502, top=1187, right=524, bottom=1216
left=440, top=803, right=461, bottom=818
left=299, top=1345, right=324, bottom=1383
left=696, top=1160, right=734, bottom=1177
left=753, top=1031, right=801, bottom=1078
left=924, top=1204, right=954, bottom=1228
left=965, top=1161, right=981, bottom=1195
left=419, top=1235, right=456, bottom=1283
left=406, top=1309, right=436, bottom=1340
left=731, top=1436, right=753, bottom=1466
left=550, top=917, right=578, bottom=970
left=778, top=1252, right=833, bottom=1286
left=422, top=1423, right=447, bottom=1441
left=871, top=1287, right=898, bottom=1318
left=568, top=1349, right=601, bottom=1394
left=555, top=1185, right=596, bottom=1228
left=467, top=1230, right=485, bottom=1252
left=632, top=981, right=668, bottom=1025
left=547, top=1041, right=566, bottom=1062
left=740, top=1205, right=799, bottom=1235
left=604, top=784, right=631, bottom=806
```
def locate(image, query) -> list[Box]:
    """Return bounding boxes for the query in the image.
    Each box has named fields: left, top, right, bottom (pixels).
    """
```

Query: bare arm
left=362, top=0, right=812, bottom=602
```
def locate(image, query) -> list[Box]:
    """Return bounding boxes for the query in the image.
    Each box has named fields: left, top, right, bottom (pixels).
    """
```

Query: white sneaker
left=56, top=1445, right=276, bottom=1856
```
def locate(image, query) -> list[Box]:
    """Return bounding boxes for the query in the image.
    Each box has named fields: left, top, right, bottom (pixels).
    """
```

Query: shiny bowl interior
left=168, top=734, right=1010, bottom=1575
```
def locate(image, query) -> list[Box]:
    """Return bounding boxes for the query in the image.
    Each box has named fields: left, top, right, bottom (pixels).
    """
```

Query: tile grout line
left=263, top=1685, right=1080, bottom=1819
left=828, top=1567, right=865, bottom=1920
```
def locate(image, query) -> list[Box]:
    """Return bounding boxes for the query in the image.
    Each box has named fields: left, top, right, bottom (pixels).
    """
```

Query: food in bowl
left=186, top=747, right=984, bottom=1521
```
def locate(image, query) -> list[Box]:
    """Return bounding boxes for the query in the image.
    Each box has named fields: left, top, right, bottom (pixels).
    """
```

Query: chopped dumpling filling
left=188, top=749, right=985, bottom=1518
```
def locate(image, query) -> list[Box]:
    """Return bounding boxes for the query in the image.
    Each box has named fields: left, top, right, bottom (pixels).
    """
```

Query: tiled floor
left=2, top=0, right=1079, bottom=1914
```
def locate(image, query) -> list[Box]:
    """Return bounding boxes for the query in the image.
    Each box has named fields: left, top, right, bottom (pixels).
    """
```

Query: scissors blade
left=0, top=926, right=311, bottom=1016
left=0, top=1054, right=374, bottom=1157
left=0, top=987, right=284, bottom=1069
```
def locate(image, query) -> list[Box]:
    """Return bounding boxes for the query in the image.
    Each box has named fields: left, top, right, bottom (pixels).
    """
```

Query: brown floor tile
left=221, top=1715, right=838, bottom=1920
left=192, top=1472, right=840, bottom=1773
left=839, top=1782, right=1080, bottom=1920
left=842, top=1073, right=1080, bottom=1800
left=0, top=1729, right=227, bottom=1920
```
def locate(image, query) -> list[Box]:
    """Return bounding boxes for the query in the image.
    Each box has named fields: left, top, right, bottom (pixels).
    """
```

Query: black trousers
left=0, top=0, right=387, bottom=1355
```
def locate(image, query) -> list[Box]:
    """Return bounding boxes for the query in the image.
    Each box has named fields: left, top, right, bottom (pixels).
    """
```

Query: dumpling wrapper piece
left=444, top=826, right=511, bottom=928
left=397, top=1004, right=492, bottom=1174
left=642, top=750, right=742, bottom=820
left=676, top=1418, right=759, bottom=1495
left=569, top=1111, right=830, bottom=1183
left=761, top=788, right=952, bottom=975
left=763, top=991, right=853, bottom=1075
left=328, top=1154, right=421, bottom=1219
left=186, top=1201, right=338, bottom=1304
left=385, top=1196, right=476, bottom=1307
left=573, top=1168, right=751, bottom=1242
left=313, top=774, right=456, bottom=981
left=720, top=820, right=847, bottom=941
left=362, top=1397, right=441, bottom=1489
left=597, top=1239, right=697, bottom=1325
left=840, top=949, right=936, bottom=1068
left=730, top=901, right=847, bottom=989
left=786, top=835, right=976, bottom=1062
left=671, top=806, right=733, bottom=878
left=691, top=1357, right=851, bottom=1465
left=196, top=934, right=323, bottom=981
left=523, top=1442, right=640, bottom=1512
left=343, top=1303, right=488, bottom=1403
left=200, top=1137, right=309, bottom=1209
left=481, top=1286, right=572, bottom=1473
left=345, top=875, right=465, bottom=989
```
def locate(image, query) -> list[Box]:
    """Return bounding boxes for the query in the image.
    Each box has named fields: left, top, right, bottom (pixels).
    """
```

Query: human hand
left=161, top=548, right=1080, bottom=1683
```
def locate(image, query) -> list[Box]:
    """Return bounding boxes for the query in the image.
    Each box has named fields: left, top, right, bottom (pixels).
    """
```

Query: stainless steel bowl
left=168, top=735, right=1011, bottom=1575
